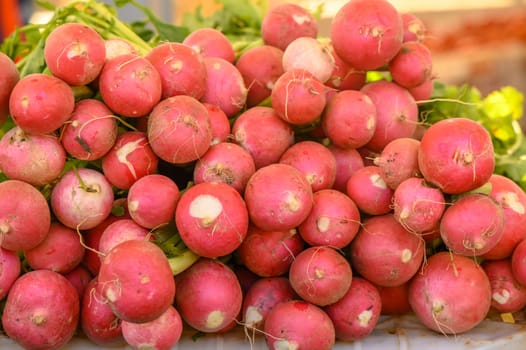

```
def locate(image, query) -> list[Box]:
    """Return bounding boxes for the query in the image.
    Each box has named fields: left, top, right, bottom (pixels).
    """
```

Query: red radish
left=270, top=68, right=327, bottom=125
left=24, top=222, right=85, bottom=274
left=261, top=3, right=318, bottom=51
left=63, top=265, right=92, bottom=299
left=331, top=0, right=403, bottom=70
left=328, top=145, right=365, bottom=192
left=408, top=251, right=492, bottom=334
left=97, top=218, right=151, bottom=258
left=0, top=52, right=19, bottom=124
left=321, top=89, right=377, bottom=149
left=361, top=80, right=419, bottom=152
left=408, top=77, right=434, bottom=101
left=374, top=137, right=421, bottom=189
left=244, top=163, right=313, bottom=231
left=182, top=27, right=235, bottom=63
left=235, top=44, right=284, bottom=107
left=204, top=102, right=230, bottom=145
left=81, top=277, right=124, bottom=346
left=147, top=95, right=212, bottom=164
left=418, top=117, right=495, bottom=194
left=236, top=226, right=305, bottom=277
left=282, top=37, right=334, bottom=83
left=324, top=43, right=366, bottom=91
left=0, top=179, right=51, bottom=251
left=146, top=41, right=207, bottom=100
left=346, top=165, right=394, bottom=215
left=349, top=214, right=424, bottom=287
left=512, top=239, right=526, bottom=286
left=264, top=300, right=335, bottom=350
left=279, top=140, right=337, bottom=192
left=175, top=181, right=249, bottom=258
left=357, top=146, right=380, bottom=166
left=51, top=168, right=114, bottom=230
left=375, top=282, right=412, bottom=315
left=482, top=174, right=526, bottom=260
left=193, top=142, right=256, bottom=194
left=0, top=247, right=21, bottom=300
left=104, top=37, right=137, bottom=60
left=289, top=245, right=353, bottom=306
left=175, top=258, right=242, bottom=333
left=324, top=277, right=382, bottom=341
left=121, top=305, right=183, bottom=350
left=2, top=269, right=80, bottom=350
left=44, top=22, right=106, bottom=86
left=242, top=277, right=297, bottom=331
left=389, top=41, right=433, bottom=88
left=233, top=264, right=260, bottom=296
left=440, top=193, right=504, bottom=256
left=298, top=189, right=361, bottom=248
left=392, top=177, right=446, bottom=234
left=401, top=12, right=427, bottom=42
left=0, top=126, right=66, bottom=186
left=61, top=98, right=118, bottom=161
left=482, top=258, right=526, bottom=313
left=98, top=53, right=162, bottom=118
left=98, top=239, right=175, bottom=323
left=231, top=106, right=295, bottom=169
left=200, top=56, right=247, bottom=118
left=9, top=73, right=75, bottom=134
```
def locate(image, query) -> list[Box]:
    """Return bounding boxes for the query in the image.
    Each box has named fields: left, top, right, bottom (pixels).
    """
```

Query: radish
left=44, top=22, right=106, bottom=86
left=63, top=265, right=92, bottom=299
left=231, top=106, right=295, bottom=169
left=50, top=168, right=114, bottom=230
left=261, top=3, right=318, bottom=51
left=193, top=142, right=256, bottom=194
left=104, top=37, right=137, bottom=60
left=298, top=189, right=361, bottom=248
left=328, top=145, right=364, bottom=192
left=389, top=41, right=433, bottom=89
left=346, top=165, right=394, bottom=215
left=0, top=126, right=66, bottom=186
left=204, top=102, right=231, bottom=145
left=242, top=276, right=297, bottom=331
left=408, top=251, right=492, bottom=334
left=236, top=225, right=305, bottom=277
left=330, top=0, right=403, bottom=71
left=270, top=68, right=327, bottom=125
left=2, top=269, right=80, bottom=350
left=401, top=12, right=427, bottom=42
left=235, top=44, right=285, bottom=107
left=9, top=73, right=75, bottom=134
left=24, top=222, right=86, bottom=274
left=147, top=95, right=212, bottom=164
left=264, top=300, right=335, bottom=350
left=97, top=218, right=151, bottom=258
left=289, top=245, right=353, bottom=306
left=98, top=53, right=162, bottom=118
left=244, top=163, right=313, bottom=231
left=175, top=181, right=249, bottom=258
left=0, top=247, right=21, bottom=300
left=408, top=77, right=434, bottom=102
left=60, top=99, right=118, bottom=161
left=81, top=277, right=124, bottom=346
left=121, top=305, right=183, bottom=350
left=360, top=80, right=419, bottom=152
left=482, top=259, right=526, bottom=313
left=440, top=193, right=504, bottom=256
left=279, top=140, right=337, bottom=192
left=418, top=117, right=495, bottom=194
left=392, top=177, right=446, bottom=234
left=349, top=214, right=424, bottom=287
left=374, top=137, right=421, bottom=189
left=324, top=277, right=382, bottom=341
left=127, top=174, right=180, bottom=229
left=375, top=282, right=412, bottom=315
left=146, top=41, right=207, bottom=100
left=182, top=27, right=235, bottom=63
left=97, top=239, right=175, bottom=323
left=0, top=179, right=51, bottom=252
left=0, top=52, right=19, bottom=124
left=233, top=264, right=260, bottom=296
left=321, top=89, right=377, bottom=149
left=175, top=258, right=242, bottom=333
left=324, top=43, right=366, bottom=91
left=512, top=239, right=526, bottom=286
left=282, top=37, right=334, bottom=83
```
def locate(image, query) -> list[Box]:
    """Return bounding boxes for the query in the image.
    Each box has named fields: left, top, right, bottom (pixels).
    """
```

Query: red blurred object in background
left=0, top=0, right=22, bottom=40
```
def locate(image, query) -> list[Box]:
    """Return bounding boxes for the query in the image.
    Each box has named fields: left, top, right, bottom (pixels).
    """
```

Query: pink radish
left=97, top=218, right=151, bottom=258
left=104, top=37, right=137, bottom=60
left=0, top=247, right=21, bottom=300
left=282, top=37, right=334, bottom=83
left=374, top=137, right=421, bottom=189
left=328, top=145, right=365, bottom=192
left=204, top=102, right=231, bottom=145
left=183, top=27, right=235, bottom=63
left=389, top=41, right=433, bottom=88
left=346, top=165, right=394, bottom=215
left=175, top=181, right=249, bottom=258
left=512, top=239, right=526, bottom=286
left=418, top=117, right=495, bottom=194
left=63, top=265, right=92, bottom=299
left=401, top=12, right=427, bottom=42
left=482, top=258, right=526, bottom=313
left=376, top=282, right=412, bottom=315
left=324, top=43, right=366, bottom=91
left=408, top=251, right=492, bottom=334
left=0, top=52, right=19, bottom=124
left=408, top=77, right=434, bottom=101
left=0, top=179, right=51, bottom=252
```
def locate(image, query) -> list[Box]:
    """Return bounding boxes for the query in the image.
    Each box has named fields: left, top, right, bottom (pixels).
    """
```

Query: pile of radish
left=1, top=0, right=526, bottom=349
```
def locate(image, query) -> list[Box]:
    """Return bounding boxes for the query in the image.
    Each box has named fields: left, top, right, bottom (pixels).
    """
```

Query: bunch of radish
left=1, top=0, right=526, bottom=349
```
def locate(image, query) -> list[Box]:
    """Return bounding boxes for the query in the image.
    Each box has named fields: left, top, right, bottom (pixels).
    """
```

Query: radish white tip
left=189, top=194, right=223, bottom=225
left=205, top=310, right=225, bottom=330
